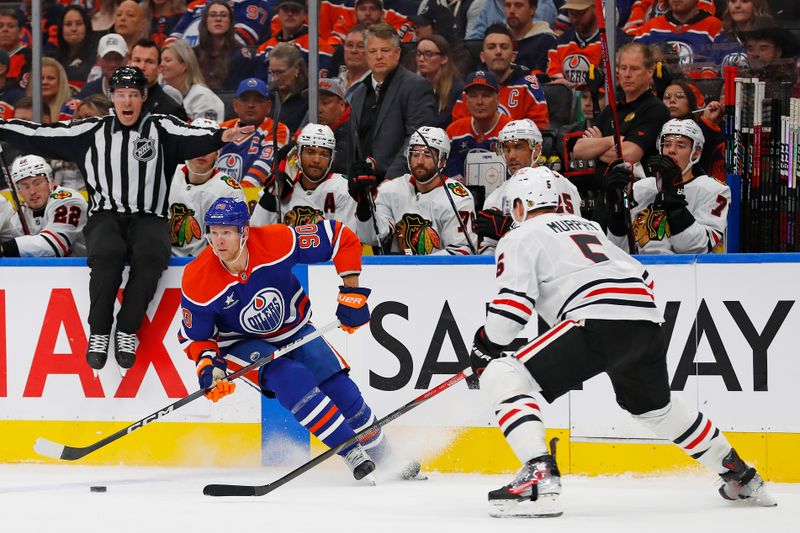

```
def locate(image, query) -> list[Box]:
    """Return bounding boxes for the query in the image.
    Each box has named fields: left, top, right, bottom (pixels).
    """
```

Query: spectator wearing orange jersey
left=451, top=24, right=549, bottom=130
left=328, top=0, right=415, bottom=47
left=0, top=10, right=30, bottom=87
left=547, top=0, right=602, bottom=88
left=623, top=0, right=716, bottom=35
left=0, top=48, right=22, bottom=120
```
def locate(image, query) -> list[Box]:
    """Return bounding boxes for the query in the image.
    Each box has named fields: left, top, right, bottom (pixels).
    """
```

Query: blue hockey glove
left=336, top=286, right=372, bottom=334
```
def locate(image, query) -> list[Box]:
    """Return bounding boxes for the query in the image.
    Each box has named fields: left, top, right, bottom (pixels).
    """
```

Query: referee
left=0, top=66, right=254, bottom=375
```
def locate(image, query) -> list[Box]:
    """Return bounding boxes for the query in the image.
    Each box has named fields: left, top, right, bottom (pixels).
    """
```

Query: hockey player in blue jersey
left=179, top=197, right=420, bottom=481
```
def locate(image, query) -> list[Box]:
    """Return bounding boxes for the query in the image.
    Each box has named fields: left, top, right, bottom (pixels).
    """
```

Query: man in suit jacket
left=349, top=22, right=435, bottom=181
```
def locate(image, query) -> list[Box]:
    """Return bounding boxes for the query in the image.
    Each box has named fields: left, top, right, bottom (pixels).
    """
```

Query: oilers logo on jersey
left=216, top=154, right=244, bottom=182
left=563, top=54, right=591, bottom=84
left=240, top=287, right=285, bottom=334
left=284, top=205, right=325, bottom=226
left=396, top=213, right=442, bottom=255
left=169, top=203, right=203, bottom=247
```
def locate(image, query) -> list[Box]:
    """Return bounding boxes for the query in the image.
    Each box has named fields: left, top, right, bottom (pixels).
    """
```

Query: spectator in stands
left=143, top=0, right=186, bottom=46
left=161, top=38, right=225, bottom=121
left=0, top=9, right=30, bottom=86
left=316, top=77, right=352, bottom=175
left=51, top=6, right=98, bottom=92
left=130, top=38, right=188, bottom=120
left=339, top=23, right=371, bottom=100
left=573, top=43, right=670, bottom=214
left=193, top=0, right=255, bottom=91
left=76, top=33, right=129, bottom=99
left=11, top=96, right=50, bottom=123
left=113, top=1, right=150, bottom=52
left=329, top=0, right=416, bottom=46
left=349, top=22, right=435, bottom=180
left=410, top=2, right=458, bottom=42
left=547, top=0, right=603, bottom=88
left=352, top=126, right=479, bottom=255
left=34, top=57, right=80, bottom=122
left=93, top=0, right=123, bottom=33
left=218, top=77, right=291, bottom=187
left=624, top=0, right=717, bottom=36
left=741, top=18, right=798, bottom=73
left=557, top=84, right=606, bottom=183
left=605, top=119, right=729, bottom=254
left=452, top=24, right=549, bottom=129
left=466, top=0, right=558, bottom=40
left=416, top=35, right=463, bottom=129
left=268, top=42, right=309, bottom=133
left=75, top=93, right=112, bottom=119
left=255, top=0, right=335, bottom=79
left=445, top=70, right=511, bottom=181
left=633, top=0, right=723, bottom=74
left=0, top=48, right=22, bottom=120
left=722, top=0, right=773, bottom=33
left=504, top=0, right=556, bottom=74
left=170, top=0, right=269, bottom=48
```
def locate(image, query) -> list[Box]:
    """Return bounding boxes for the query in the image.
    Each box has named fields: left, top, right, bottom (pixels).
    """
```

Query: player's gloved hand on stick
left=603, top=160, right=633, bottom=236
left=197, top=351, right=235, bottom=402
left=336, top=285, right=371, bottom=334
left=348, top=160, right=377, bottom=221
left=645, top=154, right=682, bottom=189
left=470, top=327, right=505, bottom=377
left=652, top=61, right=673, bottom=99
left=476, top=208, right=514, bottom=240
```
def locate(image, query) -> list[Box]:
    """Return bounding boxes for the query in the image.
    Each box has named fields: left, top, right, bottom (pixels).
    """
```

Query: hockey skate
left=114, top=331, right=137, bottom=377
left=343, top=445, right=376, bottom=485
left=488, top=454, right=562, bottom=518
left=86, top=333, right=110, bottom=377
left=718, top=448, right=777, bottom=507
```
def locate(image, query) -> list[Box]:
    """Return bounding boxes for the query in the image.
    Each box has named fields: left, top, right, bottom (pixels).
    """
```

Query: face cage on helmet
left=407, top=145, right=445, bottom=183
left=298, top=144, right=335, bottom=183
left=497, top=137, right=542, bottom=169
left=658, top=133, right=702, bottom=177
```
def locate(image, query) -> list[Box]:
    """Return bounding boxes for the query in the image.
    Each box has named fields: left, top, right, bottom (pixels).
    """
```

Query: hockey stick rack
left=203, top=367, right=474, bottom=496
left=33, top=320, right=341, bottom=461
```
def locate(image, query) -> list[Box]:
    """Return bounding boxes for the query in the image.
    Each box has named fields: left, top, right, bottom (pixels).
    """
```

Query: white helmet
left=505, top=166, right=560, bottom=223
left=657, top=118, right=704, bottom=172
left=407, top=126, right=450, bottom=171
left=11, top=155, right=53, bottom=184
left=498, top=119, right=543, bottom=146
left=191, top=118, right=220, bottom=129
left=297, top=123, right=336, bottom=181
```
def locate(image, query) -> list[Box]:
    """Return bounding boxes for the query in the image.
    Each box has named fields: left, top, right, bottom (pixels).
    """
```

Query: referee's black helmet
left=109, top=66, right=148, bottom=94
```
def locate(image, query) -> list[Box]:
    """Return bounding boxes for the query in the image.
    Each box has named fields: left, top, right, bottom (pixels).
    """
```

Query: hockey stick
left=0, top=144, right=30, bottom=235
left=203, top=366, right=474, bottom=496
left=594, top=0, right=636, bottom=254
left=33, top=320, right=341, bottom=461
left=412, top=128, right=478, bottom=255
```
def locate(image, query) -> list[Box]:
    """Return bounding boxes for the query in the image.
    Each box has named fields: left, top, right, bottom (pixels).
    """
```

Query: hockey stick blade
left=33, top=320, right=340, bottom=461
left=203, top=368, right=472, bottom=497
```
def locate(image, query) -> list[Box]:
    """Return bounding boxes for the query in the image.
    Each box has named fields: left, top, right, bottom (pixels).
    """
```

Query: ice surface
left=1, top=464, right=797, bottom=533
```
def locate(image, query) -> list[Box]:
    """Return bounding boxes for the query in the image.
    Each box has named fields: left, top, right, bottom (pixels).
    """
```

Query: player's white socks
left=632, top=396, right=732, bottom=474
left=482, top=357, right=548, bottom=462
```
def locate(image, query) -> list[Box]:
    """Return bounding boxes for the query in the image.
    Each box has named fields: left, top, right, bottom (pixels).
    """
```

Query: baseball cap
left=318, top=77, right=346, bottom=100
left=277, top=0, right=306, bottom=9
left=410, top=3, right=453, bottom=28
left=236, top=77, right=270, bottom=98
left=98, top=33, right=129, bottom=58
left=562, top=0, right=594, bottom=9
left=0, top=48, right=8, bottom=67
left=355, top=0, right=383, bottom=8
left=464, top=70, right=499, bottom=93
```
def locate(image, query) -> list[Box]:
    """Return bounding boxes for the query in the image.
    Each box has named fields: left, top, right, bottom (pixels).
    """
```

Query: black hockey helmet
left=109, top=66, right=148, bottom=95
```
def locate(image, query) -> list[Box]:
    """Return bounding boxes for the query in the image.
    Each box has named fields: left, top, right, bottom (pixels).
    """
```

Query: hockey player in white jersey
left=469, top=168, right=775, bottom=518
left=353, top=127, right=478, bottom=255
left=167, top=119, right=246, bottom=257
left=477, top=119, right=581, bottom=254
left=0, top=155, right=87, bottom=257
left=250, top=123, right=360, bottom=231
left=606, top=119, right=730, bottom=254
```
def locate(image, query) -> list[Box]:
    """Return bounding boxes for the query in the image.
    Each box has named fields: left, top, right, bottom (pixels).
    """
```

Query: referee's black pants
left=85, top=211, right=170, bottom=335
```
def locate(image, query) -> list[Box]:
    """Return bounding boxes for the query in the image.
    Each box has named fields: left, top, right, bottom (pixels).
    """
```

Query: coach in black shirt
left=0, top=66, right=252, bottom=375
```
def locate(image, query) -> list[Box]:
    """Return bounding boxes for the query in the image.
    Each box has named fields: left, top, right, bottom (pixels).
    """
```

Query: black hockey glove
left=470, top=327, right=505, bottom=378
left=652, top=61, right=673, bottom=99
left=348, top=160, right=377, bottom=222
left=586, top=64, right=605, bottom=95
left=259, top=171, right=294, bottom=212
left=645, top=154, right=682, bottom=188
left=476, top=208, right=513, bottom=240
left=654, top=187, right=695, bottom=235
left=274, top=140, right=297, bottom=166
left=603, top=160, right=633, bottom=236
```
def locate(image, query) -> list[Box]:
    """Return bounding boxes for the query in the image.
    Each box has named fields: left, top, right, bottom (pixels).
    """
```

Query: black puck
left=90, top=486, right=107, bottom=492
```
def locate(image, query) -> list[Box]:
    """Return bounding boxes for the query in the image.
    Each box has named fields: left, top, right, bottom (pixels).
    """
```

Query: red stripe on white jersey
left=492, top=298, right=533, bottom=315
left=585, top=286, right=654, bottom=299
left=41, top=230, right=68, bottom=256
left=515, top=320, right=578, bottom=364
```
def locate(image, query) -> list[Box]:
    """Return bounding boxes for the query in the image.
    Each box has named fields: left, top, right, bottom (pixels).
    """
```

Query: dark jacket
left=144, top=83, right=188, bottom=121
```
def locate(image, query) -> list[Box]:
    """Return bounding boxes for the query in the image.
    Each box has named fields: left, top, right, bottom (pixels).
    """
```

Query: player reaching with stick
left=468, top=167, right=775, bottom=517
left=179, top=197, right=421, bottom=482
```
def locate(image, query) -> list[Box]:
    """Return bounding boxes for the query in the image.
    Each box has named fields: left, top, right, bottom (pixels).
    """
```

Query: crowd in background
left=0, top=0, right=798, bottom=258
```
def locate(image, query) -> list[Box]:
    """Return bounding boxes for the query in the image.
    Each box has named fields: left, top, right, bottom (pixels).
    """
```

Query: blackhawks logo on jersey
left=447, top=182, right=469, bottom=198
left=169, top=203, right=202, bottom=247
left=632, top=206, right=671, bottom=247
left=284, top=205, right=324, bottom=226
left=395, top=213, right=441, bottom=255
left=221, top=175, right=241, bottom=189
left=50, top=190, right=73, bottom=199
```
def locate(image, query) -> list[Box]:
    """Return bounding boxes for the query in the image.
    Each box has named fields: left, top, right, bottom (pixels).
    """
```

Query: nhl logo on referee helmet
left=133, top=137, right=156, bottom=162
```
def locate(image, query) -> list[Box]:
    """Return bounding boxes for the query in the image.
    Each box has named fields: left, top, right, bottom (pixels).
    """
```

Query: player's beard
left=412, top=164, right=438, bottom=184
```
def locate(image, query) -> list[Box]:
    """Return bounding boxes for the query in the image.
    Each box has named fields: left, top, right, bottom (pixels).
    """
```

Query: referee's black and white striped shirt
left=0, top=114, right=226, bottom=217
